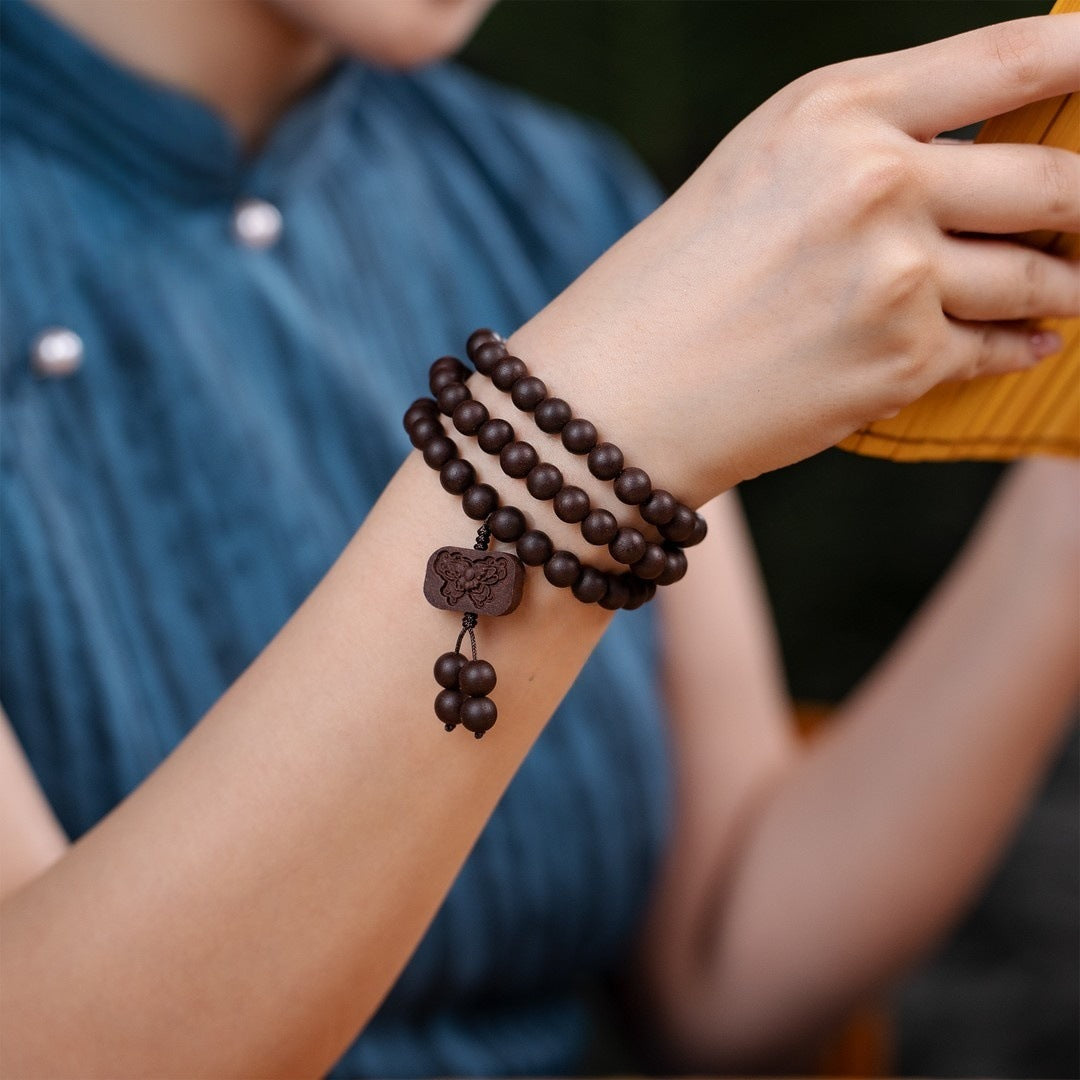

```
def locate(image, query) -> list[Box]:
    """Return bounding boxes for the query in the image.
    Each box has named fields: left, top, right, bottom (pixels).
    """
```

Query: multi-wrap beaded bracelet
left=403, top=329, right=706, bottom=740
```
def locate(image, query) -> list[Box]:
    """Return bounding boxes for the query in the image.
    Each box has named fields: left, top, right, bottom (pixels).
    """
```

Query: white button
left=232, top=197, right=282, bottom=249
left=30, top=327, right=83, bottom=378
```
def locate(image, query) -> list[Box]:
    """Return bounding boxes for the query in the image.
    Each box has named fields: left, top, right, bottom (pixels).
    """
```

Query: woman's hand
left=509, top=14, right=1080, bottom=503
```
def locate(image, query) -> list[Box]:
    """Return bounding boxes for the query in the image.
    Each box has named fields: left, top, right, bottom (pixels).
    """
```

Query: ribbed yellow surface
left=839, top=0, right=1079, bottom=462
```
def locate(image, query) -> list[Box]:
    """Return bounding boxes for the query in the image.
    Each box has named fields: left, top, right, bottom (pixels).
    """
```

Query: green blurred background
left=460, top=2, right=1077, bottom=1077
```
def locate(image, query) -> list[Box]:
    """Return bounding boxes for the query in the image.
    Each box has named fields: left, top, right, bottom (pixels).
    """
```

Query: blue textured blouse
left=0, top=2, right=673, bottom=1075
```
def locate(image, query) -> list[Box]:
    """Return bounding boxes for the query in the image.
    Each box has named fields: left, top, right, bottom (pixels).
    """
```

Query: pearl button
left=232, top=197, right=282, bottom=249
left=30, top=327, right=84, bottom=378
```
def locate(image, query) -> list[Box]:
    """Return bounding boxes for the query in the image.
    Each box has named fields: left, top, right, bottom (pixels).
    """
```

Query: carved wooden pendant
left=423, top=546, right=525, bottom=616
left=423, top=525, right=525, bottom=739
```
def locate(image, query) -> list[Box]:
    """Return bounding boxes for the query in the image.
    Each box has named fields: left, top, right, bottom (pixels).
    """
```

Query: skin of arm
left=0, top=714, right=68, bottom=898
left=0, top=417, right=621, bottom=1079
left=632, top=458, right=1079, bottom=1070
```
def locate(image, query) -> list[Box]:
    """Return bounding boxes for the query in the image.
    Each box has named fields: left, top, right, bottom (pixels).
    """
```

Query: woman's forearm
left=667, top=462, right=1079, bottom=1066
left=0, top=369, right=620, bottom=1079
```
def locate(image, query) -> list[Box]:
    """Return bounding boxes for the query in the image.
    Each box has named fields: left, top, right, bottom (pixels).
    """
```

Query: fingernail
left=1029, top=331, right=1062, bottom=360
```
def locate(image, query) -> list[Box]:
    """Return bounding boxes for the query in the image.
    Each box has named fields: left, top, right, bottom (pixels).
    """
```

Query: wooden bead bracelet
left=404, top=396, right=663, bottom=609
left=427, top=358, right=701, bottom=578
left=405, top=329, right=703, bottom=740
left=404, top=398, right=653, bottom=740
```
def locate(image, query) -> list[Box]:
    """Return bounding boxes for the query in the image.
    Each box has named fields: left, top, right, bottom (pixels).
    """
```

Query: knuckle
left=841, top=150, right=917, bottom=216
left=873, top=242, right=933, bottom=309
left=953, top=349, right=983, bottom=382
left=889, top=344, right=932, bottom=389
left=785, top=61, right=871, bottom=122
left=1037, top=152, right=1077, bottom=221
left=987, top=20, right=1049, bottom=93
left=971, top=323, right=1000, bottom=374
left=1021, top=250, right=1046, bottom=311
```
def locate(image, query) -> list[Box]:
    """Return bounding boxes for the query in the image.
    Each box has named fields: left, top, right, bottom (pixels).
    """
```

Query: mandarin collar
left=0, top=0, right=364, bottom=204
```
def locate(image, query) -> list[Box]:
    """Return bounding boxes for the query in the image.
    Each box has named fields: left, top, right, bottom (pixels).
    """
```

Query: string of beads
left=404, top=396, right=660, bottom=609
left=405, top=328, right=707, bottom=739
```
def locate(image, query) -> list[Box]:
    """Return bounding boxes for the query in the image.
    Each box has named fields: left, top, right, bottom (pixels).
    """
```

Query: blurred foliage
left=461, top=0, right=1045, bottom=701
left=462, top=0, right=1046, bottom=195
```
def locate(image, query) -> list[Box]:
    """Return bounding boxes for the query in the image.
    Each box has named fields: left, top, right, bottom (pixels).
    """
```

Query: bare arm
left=0, top=712, right=68, bottom=898
left=636, top=459, right=1079, bottom=1069
left=0, top=416, right=624, bottom=1078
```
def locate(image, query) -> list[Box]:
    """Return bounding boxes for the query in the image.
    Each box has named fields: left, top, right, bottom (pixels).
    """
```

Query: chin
left=269, top=0, right=497, bottom=68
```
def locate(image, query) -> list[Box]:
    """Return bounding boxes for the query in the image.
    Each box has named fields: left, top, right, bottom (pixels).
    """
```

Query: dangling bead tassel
left=431, top=523, right=500, bottom=738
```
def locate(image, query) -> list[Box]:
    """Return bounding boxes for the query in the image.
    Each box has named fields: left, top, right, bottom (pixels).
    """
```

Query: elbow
left=630, top=940, right=883, bottom=1075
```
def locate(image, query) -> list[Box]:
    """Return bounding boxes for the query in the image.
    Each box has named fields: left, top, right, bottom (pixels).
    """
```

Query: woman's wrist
left=504, top=296, right=730, bottom=509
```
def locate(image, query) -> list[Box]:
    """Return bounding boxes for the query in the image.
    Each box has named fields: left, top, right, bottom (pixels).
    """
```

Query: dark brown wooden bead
left=598, top=573, right=631, bottom=611
left=553, top=485, right=590, bottom=524
left=435, top=687, right=464, bottom=729
left=640, top=489, right=678, bottom=526
left=609, top=527, right=647, bottom=565
left=430, top=355, right=467, bottom=378
left=404, top=399, right=438, bottom=430
left=510, top=375, right=547, bottom=411
left=430, top=366, right=465, bottom=396
left=623, top=576, right=654, bottom=611
left=477, top=418, right=515, bottom=454
left=459, top=659, right=497, bottom=697
left=656, top=547, right=689, bottom=586
left=422, top=435, right=457, bottom=469
left=434, top=651, right=465, bottom=690
left=439, top=458, right=475, bottom=495
left=580, top=508, right=619, bottom=546
left=525, top=463, right=562, bottom=500
left=630, top=542, right=666, bottom=580
left=460, top=695, right=497, bottom=736
left=613, top=467, right=651, bottom=505
left=543, top=550, right=582, bottom=589
left=683, top=514, right=708, bottom=548
left=500, top=440, right=539, bottom=479
left=660, top=504, right=696, bottom=543
left=452, top=399, right=488, bottom=436
left=409, top=416, right=441, bottom=450
left=489, top=505, right=527, bottom=542
left=534, top=397, right=572, bottom=434
left=516, top=529, right=553, bottom=566
left=461, top=483, right=499, bottom=520
left=572, top=566, right=609, bottom=604
left=472, top=340, right=508, bottom=375
left=437, top=381, right=471, bottom=416
left=587, top=442, right=624, bottom=481
left=491, top=356, right=528, bottom=391
left=466, top=329, right=501, bottom=362
left=561, top=418, right=598, bottom=455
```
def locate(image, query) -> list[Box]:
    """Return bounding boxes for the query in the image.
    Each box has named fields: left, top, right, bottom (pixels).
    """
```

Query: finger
left=939, top=237, right=1080, bottom=321
left=947, top=318, right=1063, bottom=380
left=865, top=14, right=1080, bottom=139
left=921, top=142, right=1080, bottom=235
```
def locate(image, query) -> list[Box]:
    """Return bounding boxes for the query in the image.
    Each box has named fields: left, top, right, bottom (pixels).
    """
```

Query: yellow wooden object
left=839, top=0, right=1079, bottom=462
